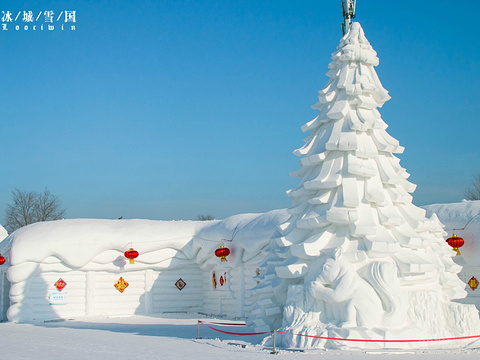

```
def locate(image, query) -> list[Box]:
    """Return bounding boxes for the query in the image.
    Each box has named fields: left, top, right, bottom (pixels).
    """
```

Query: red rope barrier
left=198, top=321, right=480, bottom=344
left=204, top=324, right=271, bottom=336
left=277, top=330, right=480, bottom=343
left=198, top=320, right=246, bottom=326
left=198, top=320, right=271, bottom=336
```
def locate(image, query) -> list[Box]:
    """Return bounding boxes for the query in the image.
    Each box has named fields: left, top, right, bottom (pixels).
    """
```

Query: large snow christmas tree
left=248, top=22, right=480, bottom=349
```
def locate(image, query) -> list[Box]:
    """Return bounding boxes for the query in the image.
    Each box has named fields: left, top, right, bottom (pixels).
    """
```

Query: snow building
left=193, top=210, right=288, bottom=317
left=0, top=210, right=288, bottom=323
left=424, top=200, right=480, bottom=310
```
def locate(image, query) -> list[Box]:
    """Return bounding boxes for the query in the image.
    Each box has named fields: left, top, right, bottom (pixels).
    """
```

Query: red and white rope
left=277, top=330, right=480, bottom=343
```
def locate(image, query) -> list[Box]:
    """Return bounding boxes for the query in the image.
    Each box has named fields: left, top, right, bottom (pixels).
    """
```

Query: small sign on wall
left=49, top=292, right=68, bottom=305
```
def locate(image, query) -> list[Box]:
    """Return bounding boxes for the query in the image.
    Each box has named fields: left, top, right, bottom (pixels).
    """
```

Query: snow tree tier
left=248, top=22, right=480, bottom=349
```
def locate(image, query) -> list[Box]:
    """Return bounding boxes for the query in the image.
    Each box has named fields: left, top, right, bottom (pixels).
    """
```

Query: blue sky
left=1, top=0, right=479, bottom=222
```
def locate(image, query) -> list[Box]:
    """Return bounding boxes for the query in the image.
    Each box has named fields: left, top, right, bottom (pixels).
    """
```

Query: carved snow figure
left=247, top=22, right=480, bottom=349
left=308, top=248, right=405, bottom=328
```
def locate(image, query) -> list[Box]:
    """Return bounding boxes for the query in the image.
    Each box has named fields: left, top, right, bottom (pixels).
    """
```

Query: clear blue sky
left=1, top=0, right=479, bottom=222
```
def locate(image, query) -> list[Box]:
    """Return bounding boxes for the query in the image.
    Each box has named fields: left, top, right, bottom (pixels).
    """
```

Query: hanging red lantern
left=215, top=245, right=230, bottom=262
left=124, top=248, right=139, bottom=264
left=446, top=234, right=464, bottom=256
left=0, top=254, right=5, bottom=265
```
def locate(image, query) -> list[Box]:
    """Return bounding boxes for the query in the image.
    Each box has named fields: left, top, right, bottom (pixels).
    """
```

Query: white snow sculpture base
left=268, top=284, right=480, bottom=350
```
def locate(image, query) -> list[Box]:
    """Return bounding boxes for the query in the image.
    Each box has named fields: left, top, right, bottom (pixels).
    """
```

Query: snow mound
left=4, top=218, right=204, bottom=273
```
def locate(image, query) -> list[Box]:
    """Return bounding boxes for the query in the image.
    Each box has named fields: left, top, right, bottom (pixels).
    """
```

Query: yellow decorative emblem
left=114, top=277, right=129, bottom=293
left=468, top=276, right=479, bottom=291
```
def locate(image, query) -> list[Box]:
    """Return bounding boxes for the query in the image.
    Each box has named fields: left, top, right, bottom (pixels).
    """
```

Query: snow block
left=275, top=263, right=308, bottom=278
left=326, top=93, right=350, bottom=120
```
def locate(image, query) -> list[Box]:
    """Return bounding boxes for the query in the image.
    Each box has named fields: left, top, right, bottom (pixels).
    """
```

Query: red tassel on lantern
left=124, top=248, right=139, bottom=264
left=446, top=234, right=464, bottom=256
left=215, top=245, right=230, bottom=262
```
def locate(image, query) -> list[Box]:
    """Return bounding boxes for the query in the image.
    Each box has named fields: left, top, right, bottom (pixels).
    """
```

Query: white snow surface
left=0, top=210, right=288, bottom=266
left=0, top=314, right=479, bottom=360
left=0, top=210, right=288, bottom=279
left=3, top=219, right=202, bottom=269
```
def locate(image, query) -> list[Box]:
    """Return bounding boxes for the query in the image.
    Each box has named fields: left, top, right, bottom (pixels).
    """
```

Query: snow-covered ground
left=0, top=314, right=479, bottom=360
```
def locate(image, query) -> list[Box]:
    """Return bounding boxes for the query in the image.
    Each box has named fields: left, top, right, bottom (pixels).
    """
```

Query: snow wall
left=0, top=210, right=287, bottom=323
left=1, top=219, right=205, bottom=322
left=193, top=209, right=289, bottom=317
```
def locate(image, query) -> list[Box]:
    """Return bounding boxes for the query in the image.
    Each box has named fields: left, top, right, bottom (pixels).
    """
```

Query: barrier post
left=271, top=329, right=278, bottom=354
left=197, top=320, right=201, bottom=339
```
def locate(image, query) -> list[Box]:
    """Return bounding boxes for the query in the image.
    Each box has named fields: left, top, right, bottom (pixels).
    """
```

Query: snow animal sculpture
left=308, top=248, right=406, bottom=328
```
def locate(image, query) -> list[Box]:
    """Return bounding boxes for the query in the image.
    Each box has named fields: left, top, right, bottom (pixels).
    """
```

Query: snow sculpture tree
left=248, top=23, right=480, bottom=349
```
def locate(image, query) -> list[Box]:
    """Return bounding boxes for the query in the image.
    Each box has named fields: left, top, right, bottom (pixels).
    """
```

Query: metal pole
left=271, top=329, right=278, bottom=355
left=197, top=320, right=201, bottom=339
left=340, top=0, right=356, bottom=35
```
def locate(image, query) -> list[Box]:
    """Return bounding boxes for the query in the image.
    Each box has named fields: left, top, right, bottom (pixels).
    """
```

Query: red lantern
left=0, top=254, right=5, bottom=265
left=124, top=248, right=139, bottom=264
left=446, top=234, right=464, bottom=256
left=215, top=245, right=230, bottom=262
